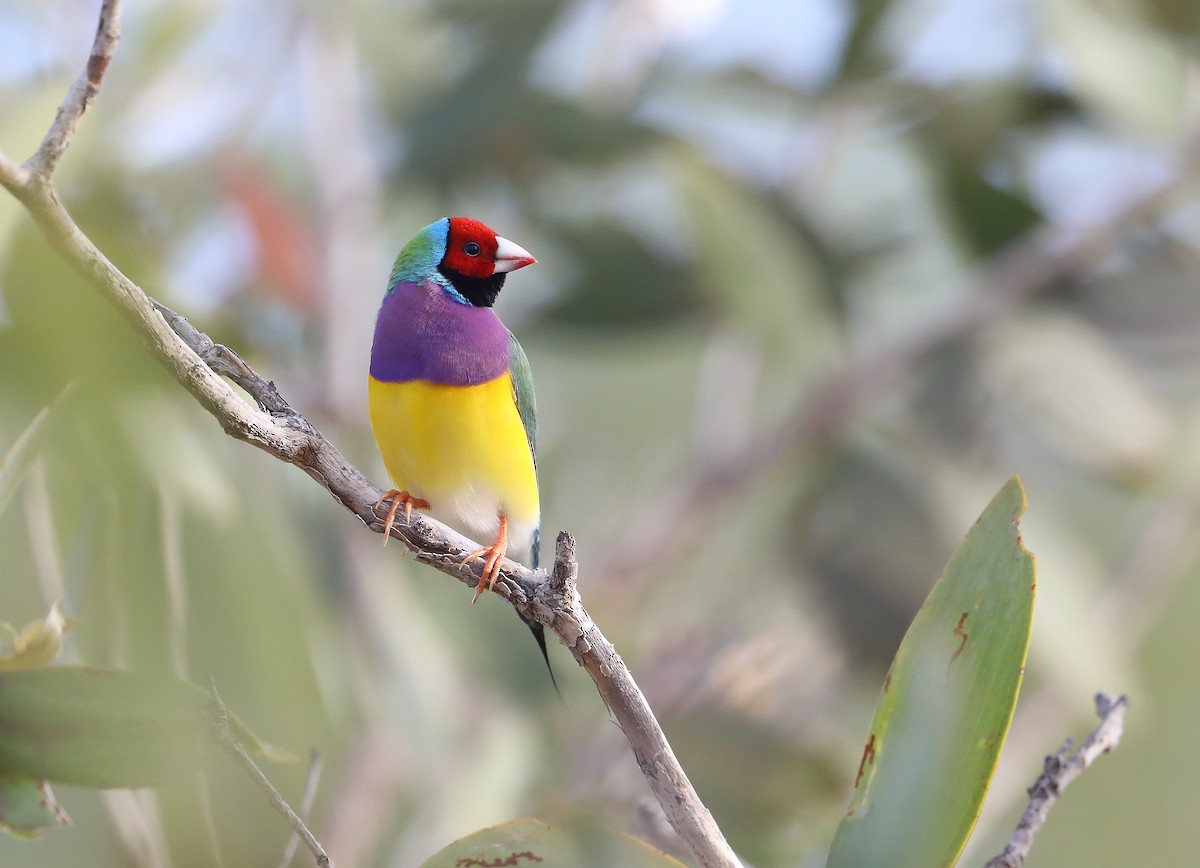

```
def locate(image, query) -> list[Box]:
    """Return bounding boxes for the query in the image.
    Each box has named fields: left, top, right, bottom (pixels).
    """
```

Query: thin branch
left=983, top=693, right=1130, bottom=868
left=544, top=533, right=738, bottom=865
left=208, top=684, right=333, bottom=868
left=278, top=751, right=325, bottom=868
left=0, top=153, right=30, bottom=190
left=26, top=0, right=122, bottom=178
left=149, top=300, right=292, bottom=414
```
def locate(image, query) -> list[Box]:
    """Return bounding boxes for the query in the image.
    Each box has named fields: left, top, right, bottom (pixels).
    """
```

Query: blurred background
left=2, top=0, right=1199, bottom=865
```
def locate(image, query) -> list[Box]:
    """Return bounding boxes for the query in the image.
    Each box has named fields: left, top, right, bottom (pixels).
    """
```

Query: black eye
left=463, top=241, right=481, bottom=257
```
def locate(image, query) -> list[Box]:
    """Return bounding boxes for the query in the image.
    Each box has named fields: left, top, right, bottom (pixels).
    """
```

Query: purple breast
left=369, top=281, right=510, bottom=386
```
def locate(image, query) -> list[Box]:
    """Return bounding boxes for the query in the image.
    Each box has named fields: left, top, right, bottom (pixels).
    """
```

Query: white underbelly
left=429, top=487, right=539, bottom=567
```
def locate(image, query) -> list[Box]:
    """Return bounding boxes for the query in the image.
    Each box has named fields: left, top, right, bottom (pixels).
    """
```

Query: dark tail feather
left=519, top=610, right=560, bottom=697
left=522, top=527, right=560, bottom=696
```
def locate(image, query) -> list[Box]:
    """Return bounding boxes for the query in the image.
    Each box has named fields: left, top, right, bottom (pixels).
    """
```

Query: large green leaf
left=421, top=817, right=686, bottom=868
left=826, top=477, right=1035, bottom=868
left=0, top=667, right=274, bottom=788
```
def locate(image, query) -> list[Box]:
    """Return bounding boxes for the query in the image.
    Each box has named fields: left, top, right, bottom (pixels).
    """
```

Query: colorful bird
left=368, top=217, right=553, bottom=682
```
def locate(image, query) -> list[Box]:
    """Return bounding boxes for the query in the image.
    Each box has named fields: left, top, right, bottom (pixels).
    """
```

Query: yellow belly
left=368, top=374, right=539, bottom=546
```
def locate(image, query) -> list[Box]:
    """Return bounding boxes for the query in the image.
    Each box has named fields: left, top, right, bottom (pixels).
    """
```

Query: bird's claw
left=464, top=516, right=509, bottom=603
left=465, top=546, right=505, bottom=603
left=374, top=489, right=429, bottom=546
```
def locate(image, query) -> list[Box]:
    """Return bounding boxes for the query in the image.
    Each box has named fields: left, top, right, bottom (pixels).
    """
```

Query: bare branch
left=208, top=685, right=333, bottom=868
left=984, top=693, right=1130, bottom=868
left=150, top=301, right=292, bottom=415
left=26, top=0, right=123, bottom=179
left=0, top=0, right=120, bottom=209
left=0, top=152, right=31, bottom=192
left=542, top=533, right=740, bottom=866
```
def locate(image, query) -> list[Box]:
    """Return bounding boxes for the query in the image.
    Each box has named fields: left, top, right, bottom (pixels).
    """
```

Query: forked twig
left=208, top=683, right=333, bottom=868
left=984, top=693, right=1131, bottom=868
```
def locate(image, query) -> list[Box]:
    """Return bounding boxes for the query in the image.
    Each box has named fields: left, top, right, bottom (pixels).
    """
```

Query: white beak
left=494, top=235, right=538, bottom=273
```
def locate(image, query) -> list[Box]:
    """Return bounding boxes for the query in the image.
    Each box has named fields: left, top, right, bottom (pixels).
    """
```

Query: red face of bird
left=442, top=217, right=537, bottom=281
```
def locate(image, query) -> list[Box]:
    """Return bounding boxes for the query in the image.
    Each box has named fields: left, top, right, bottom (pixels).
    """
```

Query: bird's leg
left=464, top=514, right=509, bottom=604
left=374, top=489, right=430, bottom=547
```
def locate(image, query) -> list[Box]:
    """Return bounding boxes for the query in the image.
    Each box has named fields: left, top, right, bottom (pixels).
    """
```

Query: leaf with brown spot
left=855, top=733, right=877, bottom=788
left=827, top=478, right=1036, bottom=868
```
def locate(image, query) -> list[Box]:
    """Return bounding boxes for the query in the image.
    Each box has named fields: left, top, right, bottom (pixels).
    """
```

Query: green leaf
left=0, top=667, right=276, bottom=788
left=420, top=817, right=686, bottom=868
left=675, top=153, right=832, bottom=355
left=826, top=477, right=1036, bottom=868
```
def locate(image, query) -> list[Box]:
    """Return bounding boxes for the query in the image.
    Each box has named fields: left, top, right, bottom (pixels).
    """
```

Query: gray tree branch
left=0, top=3, right=743, bottom=866
left=984, top=693, right=1131, bottom=868
left=27, top=0, right=122, bottom=179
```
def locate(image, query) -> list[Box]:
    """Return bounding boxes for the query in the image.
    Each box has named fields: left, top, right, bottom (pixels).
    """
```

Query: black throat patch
left=438, top=264, right=507, bottom=307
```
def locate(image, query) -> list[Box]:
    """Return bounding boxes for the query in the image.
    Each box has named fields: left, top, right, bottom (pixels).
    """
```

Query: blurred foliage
left=420, top=817, right=685, bottom=867
left=0, top=603, right=73, bottom=839
left=1, top=0, right=1199, bottom=866
left=0, top=394, right=63, bottom=518
left=0, top=665, right=276, bottom=790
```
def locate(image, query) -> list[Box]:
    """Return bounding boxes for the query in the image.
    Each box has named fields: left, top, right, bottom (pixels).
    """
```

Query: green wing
left=509, top=331, right=552, bottom=684
left=508, top=330, right=537, bottom=463
left=508, top=330, right=539, bottom=569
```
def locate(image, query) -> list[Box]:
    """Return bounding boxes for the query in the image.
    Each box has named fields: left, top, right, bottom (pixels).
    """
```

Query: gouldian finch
left=368, top=217, right=552, bottom=680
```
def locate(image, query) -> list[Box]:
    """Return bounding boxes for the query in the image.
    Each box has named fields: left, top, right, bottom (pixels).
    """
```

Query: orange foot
left=464, top=515, right=509, bottom=604
left=374, top=489, right=429, bottom=547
